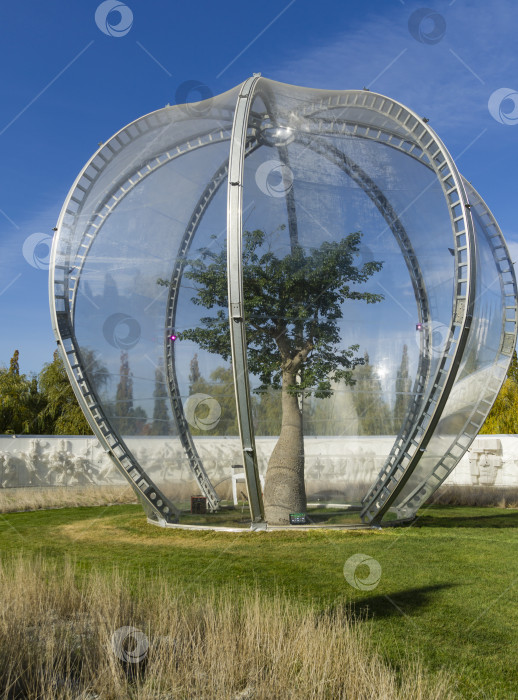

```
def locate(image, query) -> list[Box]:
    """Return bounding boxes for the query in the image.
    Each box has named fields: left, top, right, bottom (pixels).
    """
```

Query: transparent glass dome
left=49, top=76, right=517, bottom=528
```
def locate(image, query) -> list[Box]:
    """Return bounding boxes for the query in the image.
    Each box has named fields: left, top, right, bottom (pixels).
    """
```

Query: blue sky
left=1, top=0, right=517, bottom=375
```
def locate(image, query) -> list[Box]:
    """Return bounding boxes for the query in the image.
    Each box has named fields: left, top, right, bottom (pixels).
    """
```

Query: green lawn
left=1, top=504, right=517, bottom=698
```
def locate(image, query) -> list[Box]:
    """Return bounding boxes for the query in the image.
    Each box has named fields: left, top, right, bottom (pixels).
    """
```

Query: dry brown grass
left=0, top=555, right=453, bottom=700
left=0, top=485, right=138, bottom=514
left=426, top=484, right=518, bottom=508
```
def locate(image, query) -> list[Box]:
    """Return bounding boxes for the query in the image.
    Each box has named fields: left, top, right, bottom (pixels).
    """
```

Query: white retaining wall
left=0, top=434, right=517, bottom=489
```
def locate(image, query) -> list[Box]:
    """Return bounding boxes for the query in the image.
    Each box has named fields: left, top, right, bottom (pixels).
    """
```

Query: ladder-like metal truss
left=296, top=102, right=517, bottom=519
left=297, top=134, right=433, bottom=460
left=392, top=179, right=518, bottom=518
left=50, top=108, right=236, bottom=524
left=252, top=89, right=481, bottom=525
left=163, top=137, right=261, bottom=513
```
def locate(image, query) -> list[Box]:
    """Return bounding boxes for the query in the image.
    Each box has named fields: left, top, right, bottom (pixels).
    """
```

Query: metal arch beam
left=393, top=180, right=518, bottom=516
left=163, top=137, right=261, bottom=512
left=297, top=115, right=435, bottom=171
left=294, top=135, right=433, bottom=470
left=50, top=111, right=236, bottom=524
left=357, top=137, right=476, bottom=522
left=49, top=303, right=181, bottom=524
left=227, top=75, right=265, bottom=523
left=283, top=89, right=477, bottom=524
left=462, top=180, right=518, bottom=360
left=61, top=119, right=263, bottom=515
left=249, top=85, right=437, bottom=477
left=289, top=117, right=505, bottom=517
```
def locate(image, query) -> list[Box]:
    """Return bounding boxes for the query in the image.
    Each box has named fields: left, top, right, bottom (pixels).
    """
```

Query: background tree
left=0, top=350, right=44, bottom=434
left=38, top=349, right=108, bottom=435
left=176, top=228, right=383, bottom=524
left=480, top=350, right=518, bottom=434
left=9, top=349, right=20, bottom=375
left=150, top=361, right=170, bottom=435
left=115, top=351, right=134, bottom=434
left=188, top=353, right=201, bottom=393
left=393, top=344, right=411, bottom=432
left=113, top=351, right=148, bottom=435
left=350, top=353, right=393, bottom=436
left=189, top=365, right=239, bottom=435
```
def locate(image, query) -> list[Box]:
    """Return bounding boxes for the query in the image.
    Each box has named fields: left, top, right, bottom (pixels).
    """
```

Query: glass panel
left=238, top=79, right=456, bottom=525
left=61, top=86, right=244, bottom=522
left=389, top=182, right=513, bottom=519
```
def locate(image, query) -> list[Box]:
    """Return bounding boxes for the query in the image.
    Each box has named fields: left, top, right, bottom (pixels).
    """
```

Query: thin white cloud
left=270, top=0, right=518, bottom=135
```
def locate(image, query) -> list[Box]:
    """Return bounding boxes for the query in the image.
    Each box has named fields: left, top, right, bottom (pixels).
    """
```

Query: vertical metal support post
left=227, top=75, right=265, bottom=522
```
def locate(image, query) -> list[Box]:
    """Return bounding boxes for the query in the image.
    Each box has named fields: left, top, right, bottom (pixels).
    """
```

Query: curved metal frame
left=163, top=137, right=261, bottom=512
left=295, top=135, right=433, bottom=441
left=290, top=112, right=517, bottom=517
left=393, top=181, right=518, bottom=517
left=50, top=106, right=236, bottom=523
left=49, top=77, right=517, bottom=527
left=227, top=75, right=265, bottom=523
left=243, top=85, right=479, bottom=524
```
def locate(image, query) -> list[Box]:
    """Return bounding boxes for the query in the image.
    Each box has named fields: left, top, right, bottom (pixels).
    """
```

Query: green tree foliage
left=1, top=349, right=106, bottom=435
left=38, top=350, right=91, bottom=435
left=172, top=227, right=383, bottom=523
left=0, top=351, right=44, bottom=434
left=480, top=350, right=518, bottom=434
left=180, top=229, right=382, bottom=397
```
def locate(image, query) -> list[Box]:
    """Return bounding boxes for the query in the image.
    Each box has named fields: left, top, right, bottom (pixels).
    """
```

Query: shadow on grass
left=413, top=507, right=518, bottom=529
left=324, top=583, right=455, bottom=623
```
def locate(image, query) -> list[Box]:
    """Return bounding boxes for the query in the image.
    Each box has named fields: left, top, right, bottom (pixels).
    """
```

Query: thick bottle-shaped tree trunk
left=263, top=370, right=306, bottom=525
